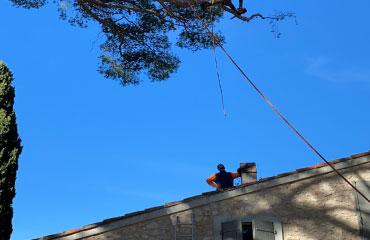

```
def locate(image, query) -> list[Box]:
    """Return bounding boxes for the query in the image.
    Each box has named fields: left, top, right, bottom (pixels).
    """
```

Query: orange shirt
left=206, top=172, right=240, bottom=188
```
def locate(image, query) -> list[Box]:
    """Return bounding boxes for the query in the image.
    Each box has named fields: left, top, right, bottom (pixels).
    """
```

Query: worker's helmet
left=217, top=164, right=225, bottom=171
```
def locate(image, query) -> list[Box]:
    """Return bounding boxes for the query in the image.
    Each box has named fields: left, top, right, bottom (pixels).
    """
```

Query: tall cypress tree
left=0, top=61, right=22, bottom=240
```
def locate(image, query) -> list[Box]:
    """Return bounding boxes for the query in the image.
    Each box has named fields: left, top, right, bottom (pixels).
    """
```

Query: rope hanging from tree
left=186, top=0, right=370, bottom=204
left=209, top=6, right=227, bottom=117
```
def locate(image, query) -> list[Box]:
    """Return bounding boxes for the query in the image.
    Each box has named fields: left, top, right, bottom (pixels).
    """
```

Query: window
left=222, top=220, right=242, bottom=240
left=242, top=222, right=253, bottom=240
left=354, top=181, right=370, bottom=240
left=216, top=217, right=282, bottom=240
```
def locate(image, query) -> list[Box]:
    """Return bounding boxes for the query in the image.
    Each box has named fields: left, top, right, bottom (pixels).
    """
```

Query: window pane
left=242, top=223, right=253, bottom=240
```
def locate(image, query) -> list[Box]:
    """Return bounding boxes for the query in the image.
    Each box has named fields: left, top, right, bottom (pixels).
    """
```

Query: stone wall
left=82, top=161, right=370, bottom=240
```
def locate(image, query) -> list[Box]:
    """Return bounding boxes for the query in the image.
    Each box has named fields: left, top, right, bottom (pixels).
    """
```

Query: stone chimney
left=239, top=163, right=257, bottom=184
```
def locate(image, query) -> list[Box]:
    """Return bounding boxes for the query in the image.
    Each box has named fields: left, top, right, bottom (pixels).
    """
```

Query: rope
left=210, top=7, right=227, bottom=117
left=186, top=1, right=370, bottom=204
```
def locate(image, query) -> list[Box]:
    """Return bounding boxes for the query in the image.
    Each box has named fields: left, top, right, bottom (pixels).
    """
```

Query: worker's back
left=215, top=171, right=233, bottom=189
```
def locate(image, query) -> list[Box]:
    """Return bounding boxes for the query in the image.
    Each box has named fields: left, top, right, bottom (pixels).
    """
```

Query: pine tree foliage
left=9, top=0, right=294, bottom=86
left=0, top=61, right=22, bottom=240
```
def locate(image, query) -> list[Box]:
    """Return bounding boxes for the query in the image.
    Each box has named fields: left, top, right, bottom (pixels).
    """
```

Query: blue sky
left=1, top=0, right=369, bottom=239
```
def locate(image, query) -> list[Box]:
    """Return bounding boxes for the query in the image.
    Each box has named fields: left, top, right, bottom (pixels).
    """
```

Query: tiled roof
left=36, top=150, right=370, bottom=240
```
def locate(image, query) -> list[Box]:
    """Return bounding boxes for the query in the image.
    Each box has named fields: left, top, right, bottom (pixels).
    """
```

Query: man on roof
left=206, top=164, right=241, bottom=190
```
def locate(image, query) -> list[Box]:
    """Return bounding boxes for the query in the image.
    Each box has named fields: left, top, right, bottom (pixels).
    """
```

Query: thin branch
left=161, top=0, right=210, bottom=7
left=221, top=5, right=264, bottom=22
left=78, top=0, right=106, bottom=26
left=82, top=0, right=163, bottom=18
left=157, top=0, right=187, bottom=22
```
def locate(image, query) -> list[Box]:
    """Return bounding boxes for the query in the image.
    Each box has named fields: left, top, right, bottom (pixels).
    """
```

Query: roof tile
left=164, top=201, right=182, bottom=207
left=124, top=210, right=146, bottom=218
left=313, top=163, right=327, bottom=168
left=144, top=206, right=163, bottom=212
left=182, top=195, right=203, bottom=202
left=258, top=176, right=276, bottom=182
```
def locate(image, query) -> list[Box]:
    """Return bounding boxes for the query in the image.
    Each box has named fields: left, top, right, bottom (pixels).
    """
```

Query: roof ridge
left=36, top=150, right=370, bottom=240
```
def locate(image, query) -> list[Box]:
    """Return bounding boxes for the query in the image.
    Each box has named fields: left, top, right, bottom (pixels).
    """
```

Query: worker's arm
left=206, top=174, right=217, bottom=188
left=231, top=172, right=241, bottom=178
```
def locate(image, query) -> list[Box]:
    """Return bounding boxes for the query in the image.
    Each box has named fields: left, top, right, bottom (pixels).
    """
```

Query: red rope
left=186, top=1, right=370, bottom=204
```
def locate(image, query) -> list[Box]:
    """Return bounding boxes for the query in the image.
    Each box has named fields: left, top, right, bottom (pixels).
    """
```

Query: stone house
left=37, top=151, right=370, bottom=240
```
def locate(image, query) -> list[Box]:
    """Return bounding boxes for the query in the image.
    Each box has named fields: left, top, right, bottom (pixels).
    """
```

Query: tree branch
left=156, top=0, right=187, bottom=22
left=82, top=0, right=163, bottom=18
